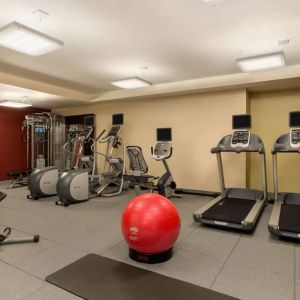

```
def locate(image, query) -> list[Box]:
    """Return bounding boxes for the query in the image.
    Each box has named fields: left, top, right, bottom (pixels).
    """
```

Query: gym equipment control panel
left=231, top=131, right=250, bottom=148
left=290, top=129, right=300, bottom=148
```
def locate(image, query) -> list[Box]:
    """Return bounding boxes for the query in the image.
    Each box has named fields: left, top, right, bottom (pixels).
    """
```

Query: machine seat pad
left=279, top=204, right=300, bottom=234
left=202, top=197, right=256, bottom=224
left=7, top=171, right=28, bottom=177
left=124, top=175, right=156, bottom=185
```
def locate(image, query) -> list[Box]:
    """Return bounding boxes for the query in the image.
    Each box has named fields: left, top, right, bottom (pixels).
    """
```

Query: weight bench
left=0, top=192, right=40, bottom=245
left=7, top=170, right=31, bottom=189
left=124, top=146, right=158, bottom=195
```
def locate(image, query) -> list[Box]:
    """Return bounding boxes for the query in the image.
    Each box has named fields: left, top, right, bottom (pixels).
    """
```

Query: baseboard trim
left=176, top=188, right=219, bottom=198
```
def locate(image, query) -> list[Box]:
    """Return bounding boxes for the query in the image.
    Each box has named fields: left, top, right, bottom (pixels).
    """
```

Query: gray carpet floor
left=0, top=180, right=298, bottom=300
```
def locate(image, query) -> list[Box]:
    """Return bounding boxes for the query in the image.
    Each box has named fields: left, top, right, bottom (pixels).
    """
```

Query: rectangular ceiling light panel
left=237, top=52, right=286, bottom=72
left=0, top=22, right=64, bottom=56
left=111, top=77, right=151, bottom=89
left=0, top=101, right=32, bottom=108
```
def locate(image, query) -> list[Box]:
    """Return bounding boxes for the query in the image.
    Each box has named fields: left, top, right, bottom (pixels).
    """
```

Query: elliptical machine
left=27, top=166, right=59, bottom=200
left=8, top=113, right=64, bottom=190
left=56, top=114, right=127, bottom=206
left=27, top=125, right=95, bottom=200
left=151, top=128, right=179, bottom=198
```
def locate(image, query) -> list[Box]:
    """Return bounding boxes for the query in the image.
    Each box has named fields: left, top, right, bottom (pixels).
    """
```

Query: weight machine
left=23, top=112, right=65, bottom=171
left=8, top=113, right=65, bottom=189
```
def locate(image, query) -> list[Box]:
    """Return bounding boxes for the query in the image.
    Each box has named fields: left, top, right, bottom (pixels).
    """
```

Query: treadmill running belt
left=279, top=204, right=300, bottom=234
left=202, top=198, right=256, bottom=224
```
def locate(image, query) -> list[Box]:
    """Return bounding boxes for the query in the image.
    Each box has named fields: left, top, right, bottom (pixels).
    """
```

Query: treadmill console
left=290, top=129, right=300, bottom=148
left=152, top=142, right=172, bottom=161
left=231, top=131, right=250, bottom=148
left=231, top=115, right=251, bottom=148
left=106, top=126, right=121, bottom=139
left=289, top=112, right=300, bottom=148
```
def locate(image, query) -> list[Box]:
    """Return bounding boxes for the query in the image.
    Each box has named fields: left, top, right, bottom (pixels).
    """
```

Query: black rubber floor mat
left=202, top=197, right=256, bottom=224
left=279, top=204, right=300, bottom=234
left=46, top=254, right=238, bottom=300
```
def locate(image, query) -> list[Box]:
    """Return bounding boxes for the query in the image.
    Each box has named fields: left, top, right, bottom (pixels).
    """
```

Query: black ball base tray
left=129, top=247, right=173, bottom=264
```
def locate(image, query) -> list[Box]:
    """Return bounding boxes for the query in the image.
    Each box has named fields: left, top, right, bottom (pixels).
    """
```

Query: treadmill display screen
left=232, top=115, right=252, bottom=130
left=157, top=128, right=172, bottom=141
left=289, top=111, right=300, bottom=128
left=112, top=114, right=124, bottom=125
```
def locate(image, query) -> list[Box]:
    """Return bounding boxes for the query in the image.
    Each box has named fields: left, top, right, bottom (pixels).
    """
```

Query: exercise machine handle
left=95, top=130, right=106, bottom=142
left=258, top=146, right=265, bottom=154
left=235, top=147, right=242, bottom=154
left=81, top=127, right=94, bottom=142
left=166, top=147, right=173, bottom=159
left=211, top=147, right=219, bottom=154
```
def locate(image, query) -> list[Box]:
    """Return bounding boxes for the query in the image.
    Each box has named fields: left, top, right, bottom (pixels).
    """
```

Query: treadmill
left=268, top=111, right=300, bottom=240
left=194, top=114, right=268, bottom=231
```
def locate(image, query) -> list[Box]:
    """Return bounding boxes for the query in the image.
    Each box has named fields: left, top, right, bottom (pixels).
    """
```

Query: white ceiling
left=0, top=0, right=300, bottom=107
left=0, top=83, right=84, bottom=108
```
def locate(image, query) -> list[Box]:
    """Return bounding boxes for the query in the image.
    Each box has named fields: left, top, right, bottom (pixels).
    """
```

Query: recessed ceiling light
left=0, top=21, right=64, bottom=56
left=111, top=77, right=151, bottom=89
left=237, top=51, right=286, bottom=72
left=0, top=100, right=32, bottom=108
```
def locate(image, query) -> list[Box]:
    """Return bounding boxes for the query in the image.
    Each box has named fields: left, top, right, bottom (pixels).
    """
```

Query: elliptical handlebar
left=80, top=127, right=94, bottom=142
left=90, top=130, right=107, bottom=154
left=95, top=130, right=106, bottom=142
left=63, top=133, right=81, bottom=153
left=164, top=147, right=173, bottom=159
left=90, top=125, right=124, bottom=160
left=63, top=127, right=94, bottom=156
left=93, top=136, right=125, bottom=159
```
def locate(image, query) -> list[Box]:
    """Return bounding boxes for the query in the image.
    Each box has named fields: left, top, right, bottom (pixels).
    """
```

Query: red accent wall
left=0, top=107, right=50, bottom=181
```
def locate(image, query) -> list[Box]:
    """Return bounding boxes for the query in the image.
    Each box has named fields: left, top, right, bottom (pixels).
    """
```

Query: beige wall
left=54, top=89, right=248, bottom=191
left=250, top=89, right=300, bottom=193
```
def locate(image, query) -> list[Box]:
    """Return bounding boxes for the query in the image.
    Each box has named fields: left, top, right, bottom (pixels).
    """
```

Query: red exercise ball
left=121, top=193, right=181, bottom=257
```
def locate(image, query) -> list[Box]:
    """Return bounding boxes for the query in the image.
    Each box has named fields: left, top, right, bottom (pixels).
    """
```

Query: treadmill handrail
left=272, top=133, right=300, bottom=202
left=212, top=133, right=267, bottom=199
left=211, top=134, right=265, bottom=153
left=272, top=133, right=300, bottom=154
